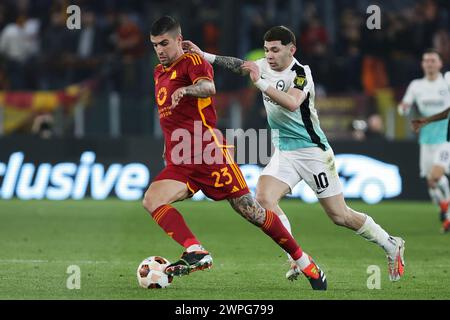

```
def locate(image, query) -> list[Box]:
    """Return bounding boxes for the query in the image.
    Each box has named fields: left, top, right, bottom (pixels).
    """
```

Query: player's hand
left=241, top=61, right=260, bottom=83
left=397, top=103, right=410, bottom=116
left=182, top=40, right=203, bottom=56
left=411, top=118, right=427, bottom=133
left=171, top=87, right=187, bottom=109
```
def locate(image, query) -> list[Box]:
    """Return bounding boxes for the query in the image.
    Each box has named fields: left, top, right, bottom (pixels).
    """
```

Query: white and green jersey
left=255, top=58, right=330, bottom=151
left=445, top=72, right=450, bottom=142
left=402, top=73, right=450, bottom=145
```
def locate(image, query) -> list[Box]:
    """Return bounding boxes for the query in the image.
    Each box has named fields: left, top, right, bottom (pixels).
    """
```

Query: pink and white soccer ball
left=136, top=256, right=173, bottom=289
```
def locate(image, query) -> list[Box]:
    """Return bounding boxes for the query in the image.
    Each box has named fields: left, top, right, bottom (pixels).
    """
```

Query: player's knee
left=142, top=194, right=154, bottom=213
left=427, top=177, right=438, bottom=188
left=428, top=167, right=445, bottom=187
left=255, top=191, right=277, bottom=210
left=142, top=193, right=166, bottom=215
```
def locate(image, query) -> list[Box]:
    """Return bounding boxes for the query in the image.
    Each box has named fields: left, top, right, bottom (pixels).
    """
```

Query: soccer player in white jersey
left=398, top=49, right=450, bottom=232
left=183, top=25, right=405, bottom=283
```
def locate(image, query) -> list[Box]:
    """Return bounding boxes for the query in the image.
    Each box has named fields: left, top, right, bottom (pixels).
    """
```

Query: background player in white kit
left=398, top=49, right=450, bottom=232
left=183, top=25, right=405, bottom=282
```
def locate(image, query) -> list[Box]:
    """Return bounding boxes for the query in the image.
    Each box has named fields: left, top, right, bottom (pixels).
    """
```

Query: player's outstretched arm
left=214, top=55, right=246, bottom=75
left=182, top=40, right=248, bottom=75
left=411, top=107, right=450, bottom=132
left=228, top=193, right=266, bottom=227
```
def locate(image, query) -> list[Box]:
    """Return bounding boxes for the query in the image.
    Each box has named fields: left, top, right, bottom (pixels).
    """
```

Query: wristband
left=203, top=52, right=216, bottom=64
left=254, top=78, right=270, bottom=92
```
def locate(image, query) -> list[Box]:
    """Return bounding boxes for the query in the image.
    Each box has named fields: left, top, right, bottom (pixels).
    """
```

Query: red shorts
left=153, top=149, right=250, bottom=201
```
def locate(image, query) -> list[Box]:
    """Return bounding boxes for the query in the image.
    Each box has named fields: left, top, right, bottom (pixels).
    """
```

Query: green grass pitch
left=1, top=199, right=449, bottom=300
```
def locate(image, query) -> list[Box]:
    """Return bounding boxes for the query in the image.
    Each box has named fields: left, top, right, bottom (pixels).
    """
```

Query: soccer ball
left=136, top=256, right=173, bottom=289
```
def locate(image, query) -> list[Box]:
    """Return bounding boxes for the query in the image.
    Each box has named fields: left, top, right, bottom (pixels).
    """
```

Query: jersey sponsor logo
left=158, top=106, right=172, bottom=119
left=440, top=150, right=449, bottom=162
left=421, top=99, right=446, bottom=107
left=157, top=87, right=168, bottom=106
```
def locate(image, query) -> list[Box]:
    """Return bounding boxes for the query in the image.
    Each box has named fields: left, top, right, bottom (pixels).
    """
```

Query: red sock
left=261, top=210, right=303, bottom=260
left=151, top=205, right=200, bottom=249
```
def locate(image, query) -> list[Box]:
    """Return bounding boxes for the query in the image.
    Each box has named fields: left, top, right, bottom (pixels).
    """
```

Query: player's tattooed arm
left=184, top=79, right=216, bottom=97
left=214, top=56, right=248, bottom=75
left=228, top=193, right=266, bottom=226
left=171, top=79, right=216, bottom=108
left=182, top=40, right=247, bottom=75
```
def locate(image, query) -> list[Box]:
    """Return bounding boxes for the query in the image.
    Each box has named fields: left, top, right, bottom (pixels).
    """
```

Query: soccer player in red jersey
left=144, top=16, right=326, bottom=290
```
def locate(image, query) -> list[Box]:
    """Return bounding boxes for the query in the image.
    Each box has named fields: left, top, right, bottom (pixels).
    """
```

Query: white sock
left=279, top=213, right=294, bottom=261
left=429, top=187, right=445, bottom=205
left=356, top=215, right=396, bottom=254
left=437, top=175, right=450, bottom=200
left=186, top=244, right=204, bottom=253
left=295, top=252, right=311, bottom=270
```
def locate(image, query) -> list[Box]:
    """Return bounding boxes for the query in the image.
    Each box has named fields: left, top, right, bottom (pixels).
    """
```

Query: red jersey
left=154, top=53, right=221, bottom=165
left=153, top=53, right=249, bottom=200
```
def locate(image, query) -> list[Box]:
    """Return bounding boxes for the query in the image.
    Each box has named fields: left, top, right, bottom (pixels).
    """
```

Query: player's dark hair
left=263, top=26, right=296, bottom=46
left=423, top=48, right=442, bottom=60
left=151, top=16, right=181, bottom=37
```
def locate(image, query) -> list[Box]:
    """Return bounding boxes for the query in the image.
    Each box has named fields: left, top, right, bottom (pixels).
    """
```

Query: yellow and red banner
left=0, top=80, right=96, bottom=134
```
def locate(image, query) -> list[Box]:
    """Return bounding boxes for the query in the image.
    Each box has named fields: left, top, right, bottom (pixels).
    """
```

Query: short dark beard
left=162, top=50, right=184, bottom=67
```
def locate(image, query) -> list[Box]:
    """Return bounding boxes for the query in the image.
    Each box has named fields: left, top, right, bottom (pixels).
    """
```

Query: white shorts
left=261, top=147, right=342, bottom=198
left=419, top=143, right=450, bottom=177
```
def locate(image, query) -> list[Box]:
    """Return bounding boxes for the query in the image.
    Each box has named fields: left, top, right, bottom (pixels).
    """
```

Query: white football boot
left=386, top=236, right=405, bottom=281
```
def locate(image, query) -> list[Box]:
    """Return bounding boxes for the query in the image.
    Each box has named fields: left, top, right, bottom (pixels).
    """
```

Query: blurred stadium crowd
left=0, top=0, right=449, bottom=138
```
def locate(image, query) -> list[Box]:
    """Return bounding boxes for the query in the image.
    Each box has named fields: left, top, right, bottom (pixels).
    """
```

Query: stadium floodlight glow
left=0, top=151, right=150, bottom=201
